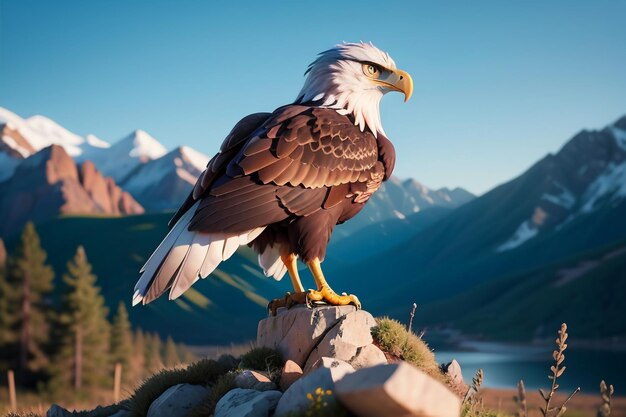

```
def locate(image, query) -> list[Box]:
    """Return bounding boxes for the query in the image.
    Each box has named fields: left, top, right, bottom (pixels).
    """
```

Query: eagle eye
left=362, top=63, right=381, bottom=79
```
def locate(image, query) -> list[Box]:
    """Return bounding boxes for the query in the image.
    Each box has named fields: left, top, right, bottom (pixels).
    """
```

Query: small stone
left=336, top=362, right=461, bottom=417
left=234, top=370, right=277, bottom=391
left=274, top=357, right=354, bottom=416
left=443, top=359, right=469, bottom=398
left=257, top=305, right=356, bottom=367
left=348, top=344, right=387, bottom=369
left=147, top=384, right=209, bottom=417
left=215, top=388, right=282, bottom=417
left=279, top=359, right=304, bottom=391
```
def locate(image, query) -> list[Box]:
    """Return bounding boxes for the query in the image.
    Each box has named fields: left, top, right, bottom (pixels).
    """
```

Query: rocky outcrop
left=257, top=305, right=386, bottom=371
left=0, top=145, right=143, bottom=237
left=56, top=306, right=462, bottom=417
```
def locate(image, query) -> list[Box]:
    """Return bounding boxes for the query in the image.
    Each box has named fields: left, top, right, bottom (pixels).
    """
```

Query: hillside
left=5, top=212, right=291, bottom=345
left=421, top=240, right=626, bottom=341
left=329, top=115, right=626, bottom=341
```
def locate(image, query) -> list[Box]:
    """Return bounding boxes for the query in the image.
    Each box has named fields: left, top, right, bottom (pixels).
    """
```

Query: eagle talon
left=307, top=286, right=361, bottom=309
left=268, top=292, right=308, bottom=316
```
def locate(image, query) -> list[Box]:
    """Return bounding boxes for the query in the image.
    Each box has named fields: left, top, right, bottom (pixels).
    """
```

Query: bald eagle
left=133, top=42, right=413, bottom=310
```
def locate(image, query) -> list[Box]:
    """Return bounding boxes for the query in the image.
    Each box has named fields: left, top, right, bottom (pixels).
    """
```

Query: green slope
left=6, top=213, right=291, bottom=345
left=419, top=240, right=626, bottom=341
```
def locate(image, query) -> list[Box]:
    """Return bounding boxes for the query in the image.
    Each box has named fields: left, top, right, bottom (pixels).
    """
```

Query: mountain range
left=329, top=115, right=626, bottom=341
left=3, top=105, right=622, bottom=344
left=0, top=106, right=473, bottom=238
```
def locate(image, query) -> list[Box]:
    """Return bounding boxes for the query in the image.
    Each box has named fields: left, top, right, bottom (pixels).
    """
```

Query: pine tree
left=7, top=222, right=54, bottom=383
left=131, top=328, right=146, bottom=381
left=110, top=302, right=133, bottom=382
left=0, top=240, right=16, bottom=372
left=163, top=335, right=180, bottom=367
left=49, top=246, right=111, bottom=392
left=144, top=333, right=163, bottom=372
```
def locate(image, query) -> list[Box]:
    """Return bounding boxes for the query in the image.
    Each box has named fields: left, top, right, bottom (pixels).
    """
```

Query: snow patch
left=541, top=183, right=576, bottom=209
left=496, top=220, right=539, bottom=252
left=581, top=162, right=626, bottom=212
left=611, top=126, right=626, bottom=151
left=181, top=146, right=209, bottom=170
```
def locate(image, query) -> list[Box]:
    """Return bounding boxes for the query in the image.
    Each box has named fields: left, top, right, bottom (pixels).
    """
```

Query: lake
left=429, top=336, right=625, bottom=396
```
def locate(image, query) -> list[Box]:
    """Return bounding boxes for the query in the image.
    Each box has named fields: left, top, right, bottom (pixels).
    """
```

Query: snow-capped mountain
left=334, top=176, right=475, bottom=238
left=0, top=107, right=110, bottom=158
left=122, top=146, right=209, bottom=210
left=496, top=115, right=626, bottom=252
left=0, top=145, right=143, bottom=237
left=88, top=129, right=167, bottom=182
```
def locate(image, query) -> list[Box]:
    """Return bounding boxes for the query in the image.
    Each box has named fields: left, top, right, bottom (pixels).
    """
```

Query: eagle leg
left=282, top=252, right=304, bottom=293
left=306, top=258, right=361, bottom=309
left=268, top=253, right=307, bottom=315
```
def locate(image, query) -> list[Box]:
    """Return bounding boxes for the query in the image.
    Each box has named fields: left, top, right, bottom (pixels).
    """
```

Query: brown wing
left=186, top=105, right=380, bottom=234
left=168, top=112, right=272, bottom=227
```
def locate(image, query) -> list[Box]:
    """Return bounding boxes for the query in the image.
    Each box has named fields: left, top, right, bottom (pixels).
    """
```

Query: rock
left=303, top=309, right=384, bottom=372
left=147, top=383, right=209, bottom=417
left=109, top=410, right=131, bottom=417
left=215, top=388, right=282, bottom=417
left=348, top=344, right=388, bottom=369
left=336, top=362, right=461, bottom=417
left=257, top=304, right=356, bottom=367
left=274, top=357, right=354, bottom=416
left=279, top=359, right=304, bottom=391
left=443, top=359, right=469, bottom=398
left=234, top=370, right=277, bottom=391
left=46, top=405, right=72, bottom=417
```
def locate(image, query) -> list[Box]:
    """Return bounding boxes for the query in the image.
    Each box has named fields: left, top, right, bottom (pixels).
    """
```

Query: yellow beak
left=377, top=69, right=413, bottom=102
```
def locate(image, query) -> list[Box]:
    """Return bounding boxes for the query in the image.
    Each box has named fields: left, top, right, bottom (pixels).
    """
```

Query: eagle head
left=296, top=42, right=413, bottom=137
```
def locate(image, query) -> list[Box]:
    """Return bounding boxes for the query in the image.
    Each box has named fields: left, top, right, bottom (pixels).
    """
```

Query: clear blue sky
left=1, top=0, right=625, bottom=194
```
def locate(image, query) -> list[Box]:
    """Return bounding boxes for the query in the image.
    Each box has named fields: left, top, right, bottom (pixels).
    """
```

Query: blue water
left=428, top=338, right=626, bottom=396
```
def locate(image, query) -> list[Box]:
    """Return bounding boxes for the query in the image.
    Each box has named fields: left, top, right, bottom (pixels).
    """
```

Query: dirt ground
left=482, top=388, right=626, bottom=417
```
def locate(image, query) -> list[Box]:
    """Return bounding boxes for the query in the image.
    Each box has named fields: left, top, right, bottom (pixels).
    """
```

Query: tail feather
left=258, top=245, right=289, bottom=281
left=132, top=201, right=266, bottom=306
left=168, top=232, right=211, bottom=300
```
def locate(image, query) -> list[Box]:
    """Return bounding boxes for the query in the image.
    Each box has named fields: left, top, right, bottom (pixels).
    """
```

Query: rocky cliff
left=0, top=145, right=144, bottom=237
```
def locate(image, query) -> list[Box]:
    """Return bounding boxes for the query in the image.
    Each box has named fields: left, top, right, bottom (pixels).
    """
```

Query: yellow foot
left=268, top=292, right=308, bottom=316
left=307, top=286, right=361, bottom=309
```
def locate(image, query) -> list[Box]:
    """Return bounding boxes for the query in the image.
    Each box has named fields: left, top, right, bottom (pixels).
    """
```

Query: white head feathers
left=296, top=42, right=398, bottom=137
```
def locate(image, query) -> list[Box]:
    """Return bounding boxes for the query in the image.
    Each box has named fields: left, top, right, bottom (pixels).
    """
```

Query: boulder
left=336, top=362, right=461, bottom=417
left=274, top=357, right=354, bottom=416
left=442, top=359, right=469, bottom=398
left=257, top=305, right=356, bottom=367
left=215, top=388, right=282, bottom=417
left=279, top=359, right=304, bottom=391
left=303, top=309, right=385, bottom=372
left=147, top=383, right=209, bottom=417
left=234, top=370, right=277, bottom=391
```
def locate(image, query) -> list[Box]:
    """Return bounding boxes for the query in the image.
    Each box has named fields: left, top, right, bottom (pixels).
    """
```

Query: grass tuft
left=186, top=372, right=237, bottom=417
left=371, top=317, right=442, bottom=380
left=239, top=346, right=283, bottom=375
left=129, top=358, right=234, bottom=417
